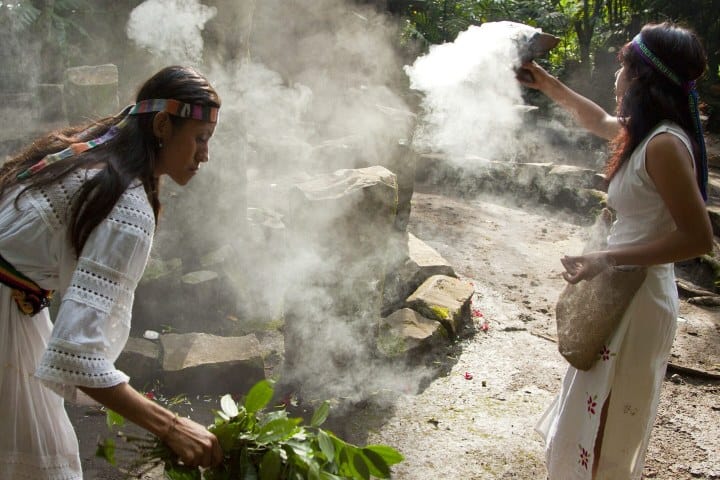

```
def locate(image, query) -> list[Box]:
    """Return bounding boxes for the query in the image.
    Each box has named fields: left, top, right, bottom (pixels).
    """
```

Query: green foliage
left=0, top=1, right=41, bottom=31
left=400, top=0, right=570, bottom=51
left=0, top=0, right=90, bottom=41
left=97, top=380, right=404, bottom=480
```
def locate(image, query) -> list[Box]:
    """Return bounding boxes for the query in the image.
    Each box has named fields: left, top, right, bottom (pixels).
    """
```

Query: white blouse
left=0, top=168, right=155, bottom=402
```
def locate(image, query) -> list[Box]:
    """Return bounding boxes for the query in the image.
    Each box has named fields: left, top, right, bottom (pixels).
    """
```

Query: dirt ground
left=69, top=179, right=720, bottom=479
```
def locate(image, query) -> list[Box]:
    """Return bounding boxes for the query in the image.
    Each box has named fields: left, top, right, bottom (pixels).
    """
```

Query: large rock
left=405, top=275, right=475, bottom=336
left=415, top=155, right=607, bottom=219
left=377, top=308, right=446, bottom=357
left=116, top=337, right=161, bottom=388
left=161, top=333, right=264, bottom=395
left=381, top=232, right=456, bottom=315
left=34, top=83, right=66, bottom=122
left=708, top=205, right=720, bottom=238
left=63, top=64, right=119, bottom=125
left=283, top=166, right=398, bottom=395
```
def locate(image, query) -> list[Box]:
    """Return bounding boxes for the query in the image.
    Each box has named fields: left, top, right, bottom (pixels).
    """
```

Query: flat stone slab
left=161, top=333, right=265, bottom=395
left=405, top=274, right=474, bottom=336
left=116, top=337, right=161, bottom=387
left=377, top=308, right=447, bottom=357
left=408, top=232, right=455, bottom=278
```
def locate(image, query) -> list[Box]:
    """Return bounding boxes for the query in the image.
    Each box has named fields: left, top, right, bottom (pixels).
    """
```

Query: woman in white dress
left=0, top=65, right=223, bottom=479
left=519, top=23, right=714, bottom=479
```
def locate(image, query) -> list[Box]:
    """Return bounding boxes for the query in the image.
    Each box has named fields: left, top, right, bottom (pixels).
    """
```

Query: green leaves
left=105, top=408, right=125, bottom=430
left=98, top=379, right=404, bottom=479
left=245, top=379, right=275, bottom=414
left=95, top=438, right=116, bottom=465
left=310, top=401, right=330, bottom=427
left=259, top=449, right=283, bottom=480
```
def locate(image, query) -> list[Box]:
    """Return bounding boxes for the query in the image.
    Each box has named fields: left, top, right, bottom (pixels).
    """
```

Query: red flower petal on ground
left=464, top=372, right=473, bottom=380
left=472, top=308, right=483, bottom=318
left=480, top=321, right=490, bottom=332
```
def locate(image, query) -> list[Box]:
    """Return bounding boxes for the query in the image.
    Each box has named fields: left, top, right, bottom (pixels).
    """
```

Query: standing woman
left=520, top=23, right=713, bottom=479
left=0, top=65, right=223, bottom=479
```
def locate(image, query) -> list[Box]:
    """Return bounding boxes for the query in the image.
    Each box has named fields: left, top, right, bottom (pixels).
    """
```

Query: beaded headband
left=631, top=34, right=708, bottom=201
left=17, top=99, right=220, bottom=180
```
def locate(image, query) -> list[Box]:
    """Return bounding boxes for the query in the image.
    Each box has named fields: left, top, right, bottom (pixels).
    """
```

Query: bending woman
left=520, top=22, right=713, bottom=479
left=0, top=65, right=223, bottom=478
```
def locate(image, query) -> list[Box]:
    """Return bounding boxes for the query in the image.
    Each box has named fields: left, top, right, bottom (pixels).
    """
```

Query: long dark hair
left=0, top=66, right=221, bottom=256
left=607, top=22, right=706, bottom=183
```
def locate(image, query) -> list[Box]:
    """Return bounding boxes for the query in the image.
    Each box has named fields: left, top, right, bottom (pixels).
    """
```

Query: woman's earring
left=158, top=141, right=163, bottom=149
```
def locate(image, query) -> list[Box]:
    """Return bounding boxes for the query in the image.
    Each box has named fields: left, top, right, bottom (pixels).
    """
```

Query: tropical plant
left=0, top=0, right=91, bottom=82
left=97, top=380, right=404, bottom=480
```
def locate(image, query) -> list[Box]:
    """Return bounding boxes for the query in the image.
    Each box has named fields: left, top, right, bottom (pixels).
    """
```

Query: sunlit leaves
left=105, top=409, right=125, bottom=430
left=95, top=438, right=116, bottom=466
left=99, top=380, right=404, bottom=479
left=245, top=379, right=275, bottom=414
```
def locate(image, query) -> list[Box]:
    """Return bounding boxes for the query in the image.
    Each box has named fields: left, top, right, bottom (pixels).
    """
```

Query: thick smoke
left=405, top=22, right=531, bottom=162
left=123, top=0, right=426, bottom=402
left=126, top=0, right=217, bottom=64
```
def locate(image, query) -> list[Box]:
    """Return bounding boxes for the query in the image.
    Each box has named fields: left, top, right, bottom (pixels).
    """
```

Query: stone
left=381, top=232, right=456, bottom=315
left=283, top=166, right=398, bottom=395
left=546, top=164, right=599, bottom=190
left=407, top=232, right=456, bottom=279
left=132, top=257, right=183, bottom=334
left=34, top=83, right=66, bottom=122
left=63, top=64, right=119, bottom=125
left=707, top=205, right=720, bottom=238
left=200, top=245, right=235, bottom=269
left=116, top=337, right=161, bottom=387
left=377, top=308, right=446, bottom=357
left=161, top=333, right=265, bottom=395
left=405, top=275, right=475, bottom=336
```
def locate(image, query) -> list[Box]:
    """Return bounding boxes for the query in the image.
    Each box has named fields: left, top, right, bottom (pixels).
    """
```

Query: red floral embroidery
left=587, top=395, right=597, bottom=415
left=579, top=446, right=590, bottom=469
left=601, top=345, right=611, bottom=361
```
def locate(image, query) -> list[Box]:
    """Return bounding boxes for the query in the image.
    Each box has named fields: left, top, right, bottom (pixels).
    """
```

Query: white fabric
left=0, top=169, right=154, bottom=479
left=537, top=122, right=689, bottom=479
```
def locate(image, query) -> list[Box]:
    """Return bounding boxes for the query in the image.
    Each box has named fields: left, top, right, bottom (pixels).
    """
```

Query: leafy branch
left=97, top=380, right=404, bottom=480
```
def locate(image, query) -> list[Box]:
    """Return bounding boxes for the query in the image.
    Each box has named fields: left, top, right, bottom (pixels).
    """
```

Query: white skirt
left=536, top=264, right=677, bottom=480
left=0, top=287, right=82, bottom=480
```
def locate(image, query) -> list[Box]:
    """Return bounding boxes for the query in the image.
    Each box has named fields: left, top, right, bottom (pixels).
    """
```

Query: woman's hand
left=79, top=383, right=223, bottom=468
left=516, top=61, right=554, bottom=91
left=560, top=252, right=613, bottom=284
left=163, top=415, right=223, bottom=468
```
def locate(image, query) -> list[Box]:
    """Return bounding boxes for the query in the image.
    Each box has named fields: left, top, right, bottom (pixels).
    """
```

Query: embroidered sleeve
left=35, top=185, right=155, bottom=401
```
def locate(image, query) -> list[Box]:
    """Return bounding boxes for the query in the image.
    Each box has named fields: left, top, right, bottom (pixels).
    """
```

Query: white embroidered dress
left=536, top=122, right=690, bottom=479
left=0, top=169, right=154, bottom=479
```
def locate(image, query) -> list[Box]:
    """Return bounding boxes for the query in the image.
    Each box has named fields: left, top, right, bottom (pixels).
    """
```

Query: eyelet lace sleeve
left=34, top=185, right=155, bottom=401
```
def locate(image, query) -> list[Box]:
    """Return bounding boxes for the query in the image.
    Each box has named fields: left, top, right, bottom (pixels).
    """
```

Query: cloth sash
left=0, top=252, right=54, bottom=315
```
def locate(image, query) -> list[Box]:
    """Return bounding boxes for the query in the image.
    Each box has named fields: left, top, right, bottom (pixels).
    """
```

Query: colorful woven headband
left=631, top=34, right=708, bottom=201
left=17, top=99, right=220, bottom=180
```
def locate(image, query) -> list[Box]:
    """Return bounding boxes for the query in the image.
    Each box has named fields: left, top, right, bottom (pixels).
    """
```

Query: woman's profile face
left=614, top=67, right=630, bottom=107
left=154, top=118, right=216, bottom=186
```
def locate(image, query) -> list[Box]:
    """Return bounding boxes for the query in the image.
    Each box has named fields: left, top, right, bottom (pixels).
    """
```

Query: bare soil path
left=358, top=185, right=720, bottom=480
